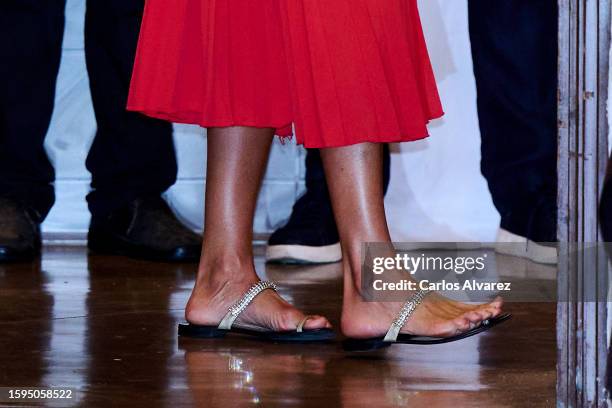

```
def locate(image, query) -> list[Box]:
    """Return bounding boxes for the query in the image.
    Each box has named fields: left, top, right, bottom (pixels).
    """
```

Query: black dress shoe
left=267, top=189, right=341, bottom=264
left=0, top=198, right=42, bottom=263
left=88, top=196, right=202, bottom=262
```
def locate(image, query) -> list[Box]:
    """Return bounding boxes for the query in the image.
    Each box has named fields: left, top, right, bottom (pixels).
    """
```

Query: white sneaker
left=495, top=228, right=558, bottom=265
left=266, top=242, right=342, bottom=264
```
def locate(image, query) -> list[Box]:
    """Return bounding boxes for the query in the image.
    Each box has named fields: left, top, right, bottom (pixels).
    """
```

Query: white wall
left=42, top=0, right=499, bottom=242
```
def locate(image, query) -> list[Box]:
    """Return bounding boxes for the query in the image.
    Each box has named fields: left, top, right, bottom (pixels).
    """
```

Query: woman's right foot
left=185, top=267, right=331, bottom=332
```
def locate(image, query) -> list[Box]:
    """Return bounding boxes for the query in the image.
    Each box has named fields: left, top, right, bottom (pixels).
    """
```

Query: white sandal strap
left=296, top=315, right=315, bottom=333
left=383, top=289, right=430, bottom=342
left=218, top=281, right=278, bottom=330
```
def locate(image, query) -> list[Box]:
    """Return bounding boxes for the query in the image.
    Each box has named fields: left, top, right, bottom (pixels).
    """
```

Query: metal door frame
left=557, top=0, right=610, bottom=406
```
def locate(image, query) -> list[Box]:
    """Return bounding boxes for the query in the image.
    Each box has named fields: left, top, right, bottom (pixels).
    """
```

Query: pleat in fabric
left=128, top=0, right=443, bottom=148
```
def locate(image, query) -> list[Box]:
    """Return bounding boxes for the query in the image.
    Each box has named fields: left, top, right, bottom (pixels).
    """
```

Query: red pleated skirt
left=128, top=0, right=443, bottom=148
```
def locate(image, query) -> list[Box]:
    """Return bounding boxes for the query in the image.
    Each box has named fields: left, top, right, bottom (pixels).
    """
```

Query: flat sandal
left=342, top=289, right=511, bottom=352
left=178, top=281, right=335, bottom=343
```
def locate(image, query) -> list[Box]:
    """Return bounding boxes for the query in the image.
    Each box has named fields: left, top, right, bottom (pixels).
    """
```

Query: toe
left=477, top=308, right=493, bottom=320
left=453, top=317, right=471, bottom=334
left=485, top=304, right=502, bottom=318
left=465, top=310, right=484, bottom=323
left=475, top=305, right=494, bottom=320
left=490, top=296, right=504, bottom=309
left=302, top=315, right=332, bottom=330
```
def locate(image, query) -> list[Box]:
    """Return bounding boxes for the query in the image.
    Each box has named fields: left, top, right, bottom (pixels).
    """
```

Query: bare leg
left=185, top=127, right=330, bottom=331
left=320, top=143, right=502, bottom=339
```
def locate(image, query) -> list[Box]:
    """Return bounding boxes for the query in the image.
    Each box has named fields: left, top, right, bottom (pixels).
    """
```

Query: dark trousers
left=600, top=160, right=612, bottom=396
left=469, top=0, right=558, bottom=240
left=0, top=0, right=176, bottom=221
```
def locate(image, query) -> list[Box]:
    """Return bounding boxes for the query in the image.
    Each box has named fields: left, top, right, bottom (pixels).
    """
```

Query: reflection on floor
left=0, top=247, right=556, bottom=407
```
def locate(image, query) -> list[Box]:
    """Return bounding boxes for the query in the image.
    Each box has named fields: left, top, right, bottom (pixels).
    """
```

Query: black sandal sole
left=342, top=313, right=512, bottom=352
left=178, top=323, right=336, bottom=343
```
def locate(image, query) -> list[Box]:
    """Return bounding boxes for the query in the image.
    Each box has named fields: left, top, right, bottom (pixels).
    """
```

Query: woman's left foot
left=341, top=289, right=503, bottom=340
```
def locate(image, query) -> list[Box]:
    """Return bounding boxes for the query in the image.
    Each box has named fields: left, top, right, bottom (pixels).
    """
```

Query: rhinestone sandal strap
left=217, top=281, right=278, bottom=330
left=383, top=289, right=430, bottom=342
left=296, top=315, right=316, bottom=333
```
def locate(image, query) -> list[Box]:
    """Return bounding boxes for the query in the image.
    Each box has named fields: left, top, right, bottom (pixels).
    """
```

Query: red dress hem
left=127, top=104, right=444, bottom=148
left=127, top=0, right=444, bottom=148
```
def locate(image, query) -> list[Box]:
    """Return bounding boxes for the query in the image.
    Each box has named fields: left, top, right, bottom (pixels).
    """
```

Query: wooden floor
left=0, top=247, right=556, bottom=407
